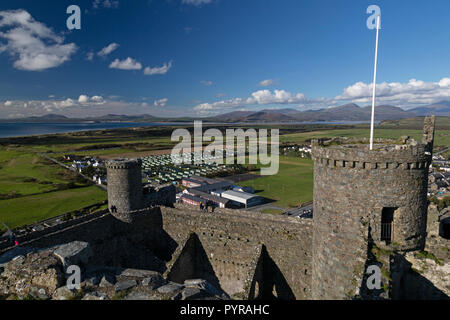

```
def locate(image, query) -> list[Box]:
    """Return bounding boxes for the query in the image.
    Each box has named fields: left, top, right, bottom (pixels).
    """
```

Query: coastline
left=0, top=120, right=374, bottom=139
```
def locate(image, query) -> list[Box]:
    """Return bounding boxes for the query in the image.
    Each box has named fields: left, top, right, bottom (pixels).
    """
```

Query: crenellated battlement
left=105, top=159, right=142, bottom=169
left=311, top=137, right=432, bottom=170
left=106, top=158, right=144, bottom=218
left=311, top=116, right=435, bottom=299
left=314, top=157, right=429, bottom=171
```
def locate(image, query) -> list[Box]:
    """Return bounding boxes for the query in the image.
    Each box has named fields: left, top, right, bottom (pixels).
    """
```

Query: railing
left=381, top=222, right=392, bottom=243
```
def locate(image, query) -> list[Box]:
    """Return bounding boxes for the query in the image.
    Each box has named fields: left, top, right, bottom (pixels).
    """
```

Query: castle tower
left=106, top=159, right=144, bottom=222
left=311, top=116, right=435, bottom=300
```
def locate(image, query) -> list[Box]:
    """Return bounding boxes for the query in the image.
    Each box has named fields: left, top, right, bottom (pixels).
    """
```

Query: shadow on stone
left=248, top=245, right=295, bottom=300
left=358, top=230, right=449, bottom=300
left=166, top=232, right=223, bottom=294
left=14, top=209, right=177, bottom=274
left=390, top=254, right=449, bottom=300
left=357, top=230, right=388, bottom=300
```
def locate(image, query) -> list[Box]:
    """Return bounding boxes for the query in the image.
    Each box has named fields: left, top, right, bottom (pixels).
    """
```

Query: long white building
left=220, top=190, right=262, bottom=208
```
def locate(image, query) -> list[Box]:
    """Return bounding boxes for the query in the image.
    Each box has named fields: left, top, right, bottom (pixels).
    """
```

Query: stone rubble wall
left=160, top=203, right=313, bottom=299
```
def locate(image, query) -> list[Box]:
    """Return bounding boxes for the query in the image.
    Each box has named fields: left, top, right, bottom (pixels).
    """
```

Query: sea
left=0, top=121, right=372, bottom=139
left=0, top=122, right=183, bottom=138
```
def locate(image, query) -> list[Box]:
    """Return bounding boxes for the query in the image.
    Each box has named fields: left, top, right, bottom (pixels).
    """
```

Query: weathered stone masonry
left=2, top=117, right=439, bottom=300
left=311, top=116, right=435, bottom=299
left=160, top=204, right=312, bottom=299
left=103, top=159, right=313, bottom=299
left=106, top=159, right=144, bottom=221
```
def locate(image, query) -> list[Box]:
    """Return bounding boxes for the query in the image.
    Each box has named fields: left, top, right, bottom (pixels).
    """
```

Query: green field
left=0, top=149, right=74, bottom=197
left=280, top=128, right=450, bottom=147
left=0, top=119, right=448, bottom=226
left=0, top=127, right=178, bottom=230
left=0, top=186, right=106, bottom=229
left=241, top=156, right=314, bottom=208
left=0, top=145, right=107, bottom=230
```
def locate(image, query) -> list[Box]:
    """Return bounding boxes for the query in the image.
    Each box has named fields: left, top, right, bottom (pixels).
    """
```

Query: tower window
left=440, top=217, right=450, bottom=240
left=381, top=207, right=396, bottom=244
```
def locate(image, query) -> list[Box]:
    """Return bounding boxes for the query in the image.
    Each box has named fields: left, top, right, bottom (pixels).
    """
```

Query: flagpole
left=370, top=15, right=380, bottom=150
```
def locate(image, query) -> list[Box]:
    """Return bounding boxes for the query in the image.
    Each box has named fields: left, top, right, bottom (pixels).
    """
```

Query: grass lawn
left=0, top=186, right=107, bottom=229
left=240, top=156, right=313, bottom=208
left=280, top=128, right=450, bottom=148
left=0, top=148, right=72, bottom=196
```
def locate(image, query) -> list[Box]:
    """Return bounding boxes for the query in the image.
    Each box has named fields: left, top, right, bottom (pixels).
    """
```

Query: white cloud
left=200, top=80, right=213, bottom=86
left=193, top=89, right=307, bottom=114
left=439, top=78, right=450, bottom=87
left=57, top=98, right=76, bottom=108
left=86, top=52, right=94, bottom=61
left=78, top=95, right=89, bottom=103
left=0, top=96, right=180, bottom=118
left=144, top=61, right=172, bottom=75
left=109, top=57, right=142, bottom=70
left=193, top=77, right=450, bottom=115
left=93, top=0, right=119, bottom=9
left=90, top=95, right=104, bottom=103
left=76, top=95, right=105, bottom=105
left=182, top=0, right=212, bottom=6
left=259, top=79, right=278, bottom=87
left=154, top=98, right=168, bottom=107
left=98, top=43, right=119, bottom=57
left=0, top=10, right=77, bottom=71
left=194, top=97, right=252, bottom=114
left=335, top=78, right=450, bottom=107
left=251, top=89, right=306, bottom=104
left=36, top=95, right=106, bottom=111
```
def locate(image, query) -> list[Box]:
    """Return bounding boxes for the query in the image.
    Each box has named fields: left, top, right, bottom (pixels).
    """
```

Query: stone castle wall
left=106, top=159, right=144, bottom=221
left=2, top=203, right=313, bottom=299
left=0, top=210, right=109, bottom=253
left=160, top=204, right=313, bottom=299
left=2, top=117, right=437, bottom=300
left=1, top=209, right=167, bottom=271
left=311, top=138, right=432, bottom=299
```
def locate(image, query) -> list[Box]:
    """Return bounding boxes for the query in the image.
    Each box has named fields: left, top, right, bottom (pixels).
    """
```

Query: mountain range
left=1, top=101, right=449, bottom=123
left=207, top=101, right=450, bottom=122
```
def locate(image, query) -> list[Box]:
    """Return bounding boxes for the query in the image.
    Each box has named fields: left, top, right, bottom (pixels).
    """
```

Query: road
left=284, top=204, right=313, bottom=218
left=244, top=201, right=313, bottom=219
left=39, top=153, right=107, bottom=191
left=435, top=147, right=450, bottom=156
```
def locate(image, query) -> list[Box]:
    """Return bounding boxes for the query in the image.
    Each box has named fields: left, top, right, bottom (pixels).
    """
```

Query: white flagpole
left=370, top=15, right=380, bottom=150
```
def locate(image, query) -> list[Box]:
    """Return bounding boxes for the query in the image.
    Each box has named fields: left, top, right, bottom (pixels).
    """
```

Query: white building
left=221, top=190, right=262, bottom=208
left=232, top=186, right=254, bottom=194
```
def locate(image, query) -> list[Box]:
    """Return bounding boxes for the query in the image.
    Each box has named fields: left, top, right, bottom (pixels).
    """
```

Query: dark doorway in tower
left=381, top=207, right=396, bottom=244
left=440, top=217, right=450, bottom=240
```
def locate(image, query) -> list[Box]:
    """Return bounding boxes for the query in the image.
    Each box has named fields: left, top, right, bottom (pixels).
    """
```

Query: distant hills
left=1, top=101, right=449, bottom=123
left=408, top=101, right=450, bottom=116
left=22, top=114, right=70, bottom=121
left=0, top=113, right=164, bottom=123
left=207, top=103, right=418, bottom=122
left=207, top=101, right=450, bottom=122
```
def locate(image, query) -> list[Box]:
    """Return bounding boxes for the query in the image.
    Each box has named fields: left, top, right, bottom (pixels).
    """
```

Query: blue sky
left=0, top=0, right=449, bottom=118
